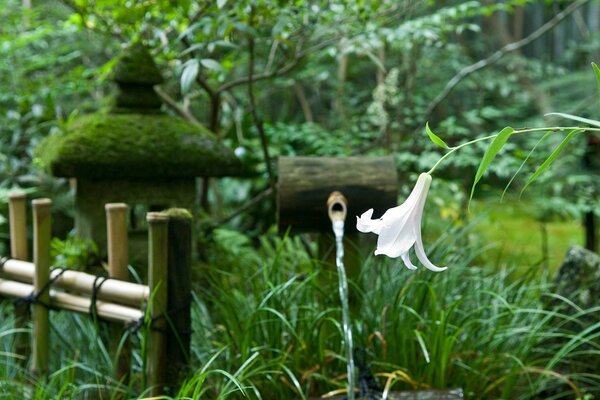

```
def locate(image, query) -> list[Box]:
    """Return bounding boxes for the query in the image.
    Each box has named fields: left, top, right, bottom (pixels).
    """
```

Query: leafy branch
left=427, top=124, right=599, bottom=208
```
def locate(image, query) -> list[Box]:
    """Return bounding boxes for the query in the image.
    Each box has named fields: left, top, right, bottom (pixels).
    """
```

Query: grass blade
left=592, top=62, right=600, bottom=100
left=545, top=112, right=600, bottom=128
left=414, top=330, right=430, bottom=363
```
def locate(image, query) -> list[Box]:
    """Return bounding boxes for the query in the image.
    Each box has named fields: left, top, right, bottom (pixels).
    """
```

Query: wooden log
left=165, top=209, right=192, bottom=391
left=105, top=203, right=131, bottom=384
left=0, top=259, right=148, bottom=307
left=277, top=156, right=398, bottom=232
left=31, top=198, right=51, bottom=376
left=0, top=279, right=143, bottom=323
left=146, top=212, right=168, bottom=396
left=8, top=192, right=30, bottom=364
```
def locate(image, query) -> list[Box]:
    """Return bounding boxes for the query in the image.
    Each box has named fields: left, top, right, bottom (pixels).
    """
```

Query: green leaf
left=180, top=59, right=199, bottom=94
left=520, top=129, right=582, bottom=195
left=469, top=126, right=514, bottom=206
left=501, top=131, right=552, bottom=201
left=426, top=122, right=449, bottom=149
left=200, top=58, right=223, bottom=71
left=545, top=112, right=600, bottom=128
left=592, top=62, right=600, bottom=100
left=217, top=0, right=228, bottom=9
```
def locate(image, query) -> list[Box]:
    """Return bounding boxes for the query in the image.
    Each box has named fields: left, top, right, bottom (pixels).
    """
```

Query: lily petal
left=414, top=231, right=446, bottom=271
left=401, top=252, right=418, bottom=270
left=374, top=217, right=415, bottom=258
left=356, top=209, right=382, bottom=234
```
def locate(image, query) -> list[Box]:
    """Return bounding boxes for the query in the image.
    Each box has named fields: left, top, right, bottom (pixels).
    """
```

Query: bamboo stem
left=105, top=203, right=131, bottom=384
left=146, top=212, right=168, bottom=396
left=9, top=192, right=28, bottom=260
left=31, top=198, right=51, bottom=376
left=0, top=259, right=148, bottom=307
left=106, top=203, right=129, bottom=280
left=8, top=192, right=30, bottom=364
left=165, top=209, right=192, bottom=389
left=0, top=279, right=143, bottom=323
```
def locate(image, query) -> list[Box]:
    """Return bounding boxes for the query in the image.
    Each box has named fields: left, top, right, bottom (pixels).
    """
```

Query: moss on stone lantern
left=36, top=41, right=242, bottom=261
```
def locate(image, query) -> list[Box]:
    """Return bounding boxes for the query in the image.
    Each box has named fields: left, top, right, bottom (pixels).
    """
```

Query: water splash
left=328, top=192, right=356, bottom=400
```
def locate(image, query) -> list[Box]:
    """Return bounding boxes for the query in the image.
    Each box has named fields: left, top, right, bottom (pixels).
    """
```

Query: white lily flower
left=356, top=173, right=446, bottom=272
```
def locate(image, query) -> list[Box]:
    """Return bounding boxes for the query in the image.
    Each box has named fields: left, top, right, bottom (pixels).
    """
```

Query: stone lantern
left=36, top=42, right=241, bottom=259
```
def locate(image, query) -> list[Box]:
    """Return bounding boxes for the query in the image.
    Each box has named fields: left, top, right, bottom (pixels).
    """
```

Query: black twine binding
left=14, top=267, right=66, bottom=310
left=129, top=303, right=148, bottom=333
left=129, top=295, right=193, bottom=335
left=89, top=275, right=111, bottom=323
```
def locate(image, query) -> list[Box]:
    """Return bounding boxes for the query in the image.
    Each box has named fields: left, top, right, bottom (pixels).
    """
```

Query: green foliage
left=50, top=234, right=98, bottom=271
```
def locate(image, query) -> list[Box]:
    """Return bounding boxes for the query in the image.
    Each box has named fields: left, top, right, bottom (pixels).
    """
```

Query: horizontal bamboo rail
left=0, top=278, right=143, bottom=323
left=0, top=259, right=149, bottom=307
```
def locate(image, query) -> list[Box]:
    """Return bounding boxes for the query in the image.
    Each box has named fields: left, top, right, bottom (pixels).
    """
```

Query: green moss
left=114, top=85, right=162, bottom=110
left=163, top=208, right=193, bottom=220
left=113, top=41, right=163, bottom=85
left=36, top=112, right=242, bottom=179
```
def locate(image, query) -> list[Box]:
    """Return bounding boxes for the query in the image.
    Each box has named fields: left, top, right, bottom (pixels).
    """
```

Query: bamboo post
left=31, top=198, right=51, bottom=376
left=165, top=209, right=192, bottom=390
left=106, top=204, right=128, bottom=280
left=146, top=212, right=168, bottom=396
left=9, top=192, right=28, bottom=260
left=8, top=192, right=30, bottom=363
left=105, top=203, right=131, bottom=383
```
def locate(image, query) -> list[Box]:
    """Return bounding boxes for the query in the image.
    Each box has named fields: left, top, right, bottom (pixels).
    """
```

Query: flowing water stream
left=328, top=192, right=356, bottom=400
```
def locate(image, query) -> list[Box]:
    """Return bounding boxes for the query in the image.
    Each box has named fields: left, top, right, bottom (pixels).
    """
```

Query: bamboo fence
left=0, top=194, right=192, bottom=395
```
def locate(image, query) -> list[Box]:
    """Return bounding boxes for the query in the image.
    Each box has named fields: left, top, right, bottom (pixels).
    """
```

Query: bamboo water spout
left=327, top=191, right=356, bottom=400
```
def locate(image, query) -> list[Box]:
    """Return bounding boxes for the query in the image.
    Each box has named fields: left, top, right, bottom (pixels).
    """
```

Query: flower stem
left=427, top=126, right=600, bottom=175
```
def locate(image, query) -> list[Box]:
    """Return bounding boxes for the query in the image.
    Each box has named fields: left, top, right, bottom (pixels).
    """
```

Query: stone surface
left=554, top=245, right=600, bottom=309
left=75, top=178, right=196, bottom=265
left=309, top=389, right=464, bottom=399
